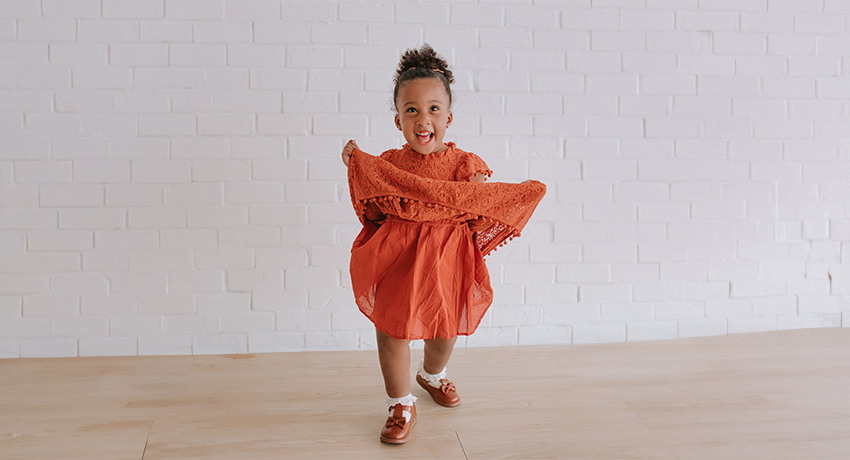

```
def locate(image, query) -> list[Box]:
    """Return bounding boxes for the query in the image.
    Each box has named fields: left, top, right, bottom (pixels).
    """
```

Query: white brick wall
left=0, top=1, right=847, bottom=358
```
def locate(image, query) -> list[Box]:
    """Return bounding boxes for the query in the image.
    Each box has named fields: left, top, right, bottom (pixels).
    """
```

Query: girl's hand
left=342, top=139, right=358, bottom=167
left=467, top=216, right=490, bottom=233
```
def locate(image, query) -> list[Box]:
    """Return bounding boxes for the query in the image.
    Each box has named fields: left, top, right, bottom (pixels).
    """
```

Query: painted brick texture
left=0, top=0, right=848, bottom=358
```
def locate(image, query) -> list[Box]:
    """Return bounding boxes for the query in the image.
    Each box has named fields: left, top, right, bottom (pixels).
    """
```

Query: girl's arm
left=342, top=139, right=385, bottom=223
left=363, top=203, right=386, bottom=224
left=467, top=172, right=488, bottom=231
left=341, top=139, right=359, bottom=167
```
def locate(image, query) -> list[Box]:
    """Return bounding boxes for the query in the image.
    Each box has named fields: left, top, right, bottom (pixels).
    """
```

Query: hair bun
left=396, top=44, right=453, bottom=84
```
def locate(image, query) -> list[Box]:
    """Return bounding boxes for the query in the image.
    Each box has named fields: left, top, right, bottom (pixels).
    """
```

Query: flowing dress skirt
left=350, top=216, right=493, bottom=340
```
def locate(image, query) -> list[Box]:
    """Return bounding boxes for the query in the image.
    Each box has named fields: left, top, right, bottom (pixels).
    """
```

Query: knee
left=377, top=330, right=408, bottom=352
left=424, top=336, right=457, bottom=349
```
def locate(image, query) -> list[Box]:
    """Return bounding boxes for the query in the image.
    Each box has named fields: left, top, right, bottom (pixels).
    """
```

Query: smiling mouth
left=415, top=131, right=434, bottom=144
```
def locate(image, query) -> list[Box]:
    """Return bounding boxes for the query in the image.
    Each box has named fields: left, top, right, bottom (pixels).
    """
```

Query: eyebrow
left=402, top=100, right=444, bottom=106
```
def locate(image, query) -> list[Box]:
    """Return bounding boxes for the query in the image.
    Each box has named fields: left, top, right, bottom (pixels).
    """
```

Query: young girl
left=342, top=45, right=545, bottom=444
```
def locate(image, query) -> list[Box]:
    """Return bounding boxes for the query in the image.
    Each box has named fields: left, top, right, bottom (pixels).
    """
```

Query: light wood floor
left=1, top=328, right=848, bottom=460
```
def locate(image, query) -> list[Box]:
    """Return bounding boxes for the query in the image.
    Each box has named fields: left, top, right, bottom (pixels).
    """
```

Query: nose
left=414, top=112, right=431, bottom=126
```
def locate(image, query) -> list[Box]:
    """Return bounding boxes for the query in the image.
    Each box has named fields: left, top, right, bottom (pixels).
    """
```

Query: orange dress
left=349, top=143, right=493, bottom=340
left=348, top=143, right=546, bottom=341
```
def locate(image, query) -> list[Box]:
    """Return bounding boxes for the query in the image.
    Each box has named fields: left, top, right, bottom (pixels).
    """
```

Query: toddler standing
left=342, top=45, right=545, bottom=444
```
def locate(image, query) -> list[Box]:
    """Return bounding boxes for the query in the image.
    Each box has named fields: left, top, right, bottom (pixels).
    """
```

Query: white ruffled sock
left=386, top=393, right=417, bottom=422
left=418, top=361, right=447, bottom=389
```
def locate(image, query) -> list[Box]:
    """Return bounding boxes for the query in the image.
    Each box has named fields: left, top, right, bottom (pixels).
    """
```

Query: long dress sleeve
left=348, top=147, right=546, bottom=256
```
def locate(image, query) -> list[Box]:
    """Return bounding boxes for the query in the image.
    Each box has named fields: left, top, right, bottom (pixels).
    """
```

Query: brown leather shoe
left=380, top=403, right=416, bottom=444
left=416, top=374, right=461, bottom=407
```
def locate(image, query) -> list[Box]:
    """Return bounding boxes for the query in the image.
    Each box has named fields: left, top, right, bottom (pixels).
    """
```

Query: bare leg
left=422, top=336, right=458, bottom=375
left=376, top=330, right=411, bottom=398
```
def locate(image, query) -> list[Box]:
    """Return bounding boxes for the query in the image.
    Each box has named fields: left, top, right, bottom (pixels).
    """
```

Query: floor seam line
left=176, top=360, right=194, bottom=397
left=141, top=415, right=157, bottom=460
left=625, top=403, right=682, bottom=460
left=456, top=430, right=469, bottom=460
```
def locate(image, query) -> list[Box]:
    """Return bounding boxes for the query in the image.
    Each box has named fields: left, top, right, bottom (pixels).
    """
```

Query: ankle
left=418, top=362, right=447, bottom=388
left=422, top=365, right=444, bottom=375
left=386, top=393, right=416, bottom=408
left=386, top=394, right=417, bottom=422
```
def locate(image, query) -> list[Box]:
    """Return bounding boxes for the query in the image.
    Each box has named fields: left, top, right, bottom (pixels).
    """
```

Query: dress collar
left=402, top=142, right=455, bottom=159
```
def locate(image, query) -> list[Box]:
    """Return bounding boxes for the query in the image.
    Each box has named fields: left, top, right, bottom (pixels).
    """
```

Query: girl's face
left=394, top=77, right=453, bottom=155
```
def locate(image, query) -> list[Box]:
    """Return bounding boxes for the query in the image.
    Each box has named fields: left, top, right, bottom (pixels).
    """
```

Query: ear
left=446, top=111, right=453, bottom=128
left=394, top=114, right=402, bottom=131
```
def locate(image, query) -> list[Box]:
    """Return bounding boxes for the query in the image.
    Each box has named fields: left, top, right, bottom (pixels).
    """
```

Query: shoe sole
left=416, top=375, right=461, bottom=408
left=380, top=418, right=416, bottom=444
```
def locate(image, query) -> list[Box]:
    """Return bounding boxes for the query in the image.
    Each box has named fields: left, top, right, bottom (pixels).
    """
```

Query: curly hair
left=392, top=44, right=454, bottom=112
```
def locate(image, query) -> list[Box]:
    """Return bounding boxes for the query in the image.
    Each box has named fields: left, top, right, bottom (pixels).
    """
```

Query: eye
left=430, top=105, right=440, bottom=112
left=406, top=107, right=417, bottom=113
